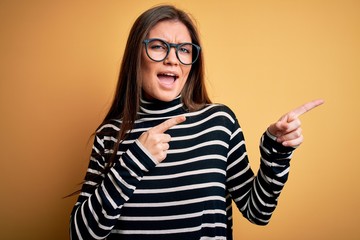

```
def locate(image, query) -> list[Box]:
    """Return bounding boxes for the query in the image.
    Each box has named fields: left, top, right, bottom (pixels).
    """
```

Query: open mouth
left=157, top=72, right=179, bottom=86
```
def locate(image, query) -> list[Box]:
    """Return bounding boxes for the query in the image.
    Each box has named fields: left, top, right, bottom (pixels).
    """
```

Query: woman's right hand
left=138, top=115, right=186, bottom=162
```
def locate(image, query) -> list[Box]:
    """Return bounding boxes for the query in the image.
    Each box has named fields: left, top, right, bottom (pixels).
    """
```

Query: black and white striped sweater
left=70, top=96, right=293, bottom=240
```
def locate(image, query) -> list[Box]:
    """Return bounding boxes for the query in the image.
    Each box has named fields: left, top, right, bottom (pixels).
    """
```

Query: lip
left=157, top=71, right=179, bottom=89
left=157, top=71, right=179, bottom=78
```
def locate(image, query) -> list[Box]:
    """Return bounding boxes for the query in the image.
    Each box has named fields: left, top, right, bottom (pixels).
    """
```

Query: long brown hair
left=65, top=5, right=211, bottom=198
left=100, top=5, right=211, bottom=170
left=106, top=5, right=210, bottom=131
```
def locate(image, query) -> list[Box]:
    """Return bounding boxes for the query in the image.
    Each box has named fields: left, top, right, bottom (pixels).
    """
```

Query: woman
left=70, top=5, right=323, bottom=240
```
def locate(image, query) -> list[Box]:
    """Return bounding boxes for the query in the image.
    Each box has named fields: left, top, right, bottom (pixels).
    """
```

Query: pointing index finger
left=291, top=99, right=324, bottom=118
left=151, top=116, right=186, bottom=133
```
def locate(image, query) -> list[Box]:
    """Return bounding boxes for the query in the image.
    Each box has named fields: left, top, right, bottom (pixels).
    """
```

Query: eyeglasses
left=143, top=38, right=201, bottom=65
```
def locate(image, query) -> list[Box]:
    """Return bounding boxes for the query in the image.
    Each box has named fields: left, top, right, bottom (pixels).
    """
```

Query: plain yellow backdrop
left=0, top=0, right=359, bottom=239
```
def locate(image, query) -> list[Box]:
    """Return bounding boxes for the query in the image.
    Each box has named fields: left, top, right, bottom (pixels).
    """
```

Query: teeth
left=162, top=73, right=176, bottom=77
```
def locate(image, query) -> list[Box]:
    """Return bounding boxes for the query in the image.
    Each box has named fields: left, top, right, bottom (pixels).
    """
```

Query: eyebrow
left=147, top=37, right=193, bottom=44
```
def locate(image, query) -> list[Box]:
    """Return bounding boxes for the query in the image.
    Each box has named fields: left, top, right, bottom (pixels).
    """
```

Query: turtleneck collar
left=138, top=95, right=188, bottom=118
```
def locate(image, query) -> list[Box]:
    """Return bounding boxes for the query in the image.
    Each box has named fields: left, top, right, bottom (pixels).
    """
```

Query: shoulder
left=210, top=103, right=236, bottom=114
left=95, top=119, right=121, bottom=137
left=190, top=103, right=238, bottom=125
left=206, top=103, right=237, bottom=119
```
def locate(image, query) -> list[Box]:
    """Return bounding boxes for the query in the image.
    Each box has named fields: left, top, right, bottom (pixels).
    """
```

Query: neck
left=138, top=95, right=187, bottom=118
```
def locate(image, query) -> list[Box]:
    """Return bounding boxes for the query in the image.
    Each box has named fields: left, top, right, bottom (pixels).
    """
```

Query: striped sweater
left=70, top=96, right=294, bottom=240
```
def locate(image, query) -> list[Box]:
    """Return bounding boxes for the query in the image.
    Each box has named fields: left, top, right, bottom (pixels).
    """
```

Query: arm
left=227, top=99, right=324, bottom=225
left=70, top=136, right=158, bottom=240
left=226, top=123, right=293, bottom=225
left=70, top=116, right=185, bottom=239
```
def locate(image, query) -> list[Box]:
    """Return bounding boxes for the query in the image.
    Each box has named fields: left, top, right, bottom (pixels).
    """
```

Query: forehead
left=148, top=20, right=191, bottom=42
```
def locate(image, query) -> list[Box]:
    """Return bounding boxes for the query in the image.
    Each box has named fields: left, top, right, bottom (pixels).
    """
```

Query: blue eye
left=179, top=48, right=189, bottom=53
left=148, top=40, right=168, bottom=51
left=150, top=44, right=165, bottom=50
left=178, top=44, right=192, bottom=54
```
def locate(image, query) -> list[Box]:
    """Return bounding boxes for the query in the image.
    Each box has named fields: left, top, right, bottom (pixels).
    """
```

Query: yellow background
left=0, top=0, right=359, bottom=239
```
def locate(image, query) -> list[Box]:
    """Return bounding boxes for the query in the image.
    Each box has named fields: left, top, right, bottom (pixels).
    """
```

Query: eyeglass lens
left=145, top=39, right=199, bottom=65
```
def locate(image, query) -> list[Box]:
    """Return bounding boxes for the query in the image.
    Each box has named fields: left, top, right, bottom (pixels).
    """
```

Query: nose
left=164, top=47, right=179, bottom=65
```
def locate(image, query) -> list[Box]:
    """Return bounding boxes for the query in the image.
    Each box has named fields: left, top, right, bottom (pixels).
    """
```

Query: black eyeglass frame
left=143, top=38, right=201, bottom=65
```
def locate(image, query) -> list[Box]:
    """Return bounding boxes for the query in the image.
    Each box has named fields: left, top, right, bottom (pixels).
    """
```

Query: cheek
left=140, top=58, right=153, bottom=84
left=181, top=66, right=191, bottom=82
left=141, top=49, right=154, bottom=73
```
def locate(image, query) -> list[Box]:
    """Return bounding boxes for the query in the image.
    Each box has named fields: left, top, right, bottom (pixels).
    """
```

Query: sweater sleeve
left=70, top=134, right=158, bottom=240
left=226, top=119, right=294, bottom=225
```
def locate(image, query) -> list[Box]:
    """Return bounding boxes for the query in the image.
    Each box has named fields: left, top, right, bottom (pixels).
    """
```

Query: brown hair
left=102, top=5, right=211, bottom=173
left=65, top=5, right=211, bottom=198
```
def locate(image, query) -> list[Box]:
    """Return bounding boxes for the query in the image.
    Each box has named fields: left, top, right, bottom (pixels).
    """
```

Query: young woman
left=69, top=5, right=323, bottom=240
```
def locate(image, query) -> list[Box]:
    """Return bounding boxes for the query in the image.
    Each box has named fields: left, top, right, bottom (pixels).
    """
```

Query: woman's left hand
left=267, top=99, right=324, bottom=147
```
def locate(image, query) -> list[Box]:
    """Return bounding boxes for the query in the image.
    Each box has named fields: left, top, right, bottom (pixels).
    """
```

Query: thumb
left=268, top=117, right=287, bottom=137
left=285, top=112, right=297, bottom=123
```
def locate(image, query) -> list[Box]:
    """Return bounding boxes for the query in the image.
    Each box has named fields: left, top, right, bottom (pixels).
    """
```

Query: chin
left=155, top=91, right=181, bottom=102
left=157, top=94, right=178, bottom=102
left=143, top=90, right=179, bottom=102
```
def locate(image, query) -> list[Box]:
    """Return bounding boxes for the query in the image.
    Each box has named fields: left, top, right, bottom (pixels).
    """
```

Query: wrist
left=266, top=127, right=277, bottom=141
